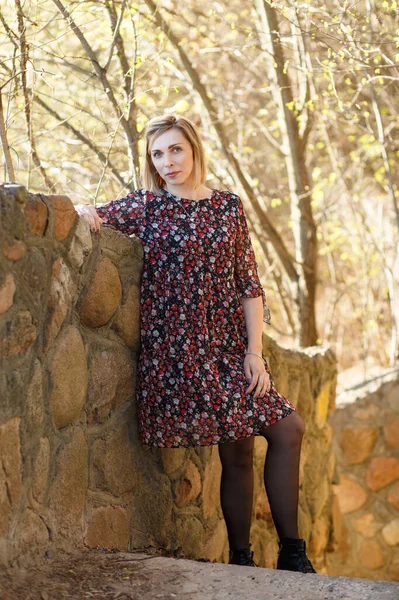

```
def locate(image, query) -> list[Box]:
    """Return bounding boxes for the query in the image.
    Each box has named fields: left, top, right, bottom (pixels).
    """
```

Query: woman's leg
left=259, top=411, right=305, bottom=540
left=218, top=435, right=255, bottom=551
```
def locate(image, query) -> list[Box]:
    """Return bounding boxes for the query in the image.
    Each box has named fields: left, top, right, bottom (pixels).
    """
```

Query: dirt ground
left=0, top=546, right=212, bottom=600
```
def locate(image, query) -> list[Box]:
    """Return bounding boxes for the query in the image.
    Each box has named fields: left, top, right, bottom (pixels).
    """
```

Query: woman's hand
left=244, top=353, right=271, bottom=398
left=75, top=204, right=104, bottom=233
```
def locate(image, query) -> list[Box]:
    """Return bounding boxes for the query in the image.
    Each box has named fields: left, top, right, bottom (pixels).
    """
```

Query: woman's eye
left=153, top=152, right=161, bottom=158
left=173, top=147, right=182, bottom=152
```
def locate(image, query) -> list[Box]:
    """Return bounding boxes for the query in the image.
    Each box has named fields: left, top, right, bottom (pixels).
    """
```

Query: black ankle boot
left=277, top=537, right=316, bottom=573
left=229, top=543, right=257, bottom=567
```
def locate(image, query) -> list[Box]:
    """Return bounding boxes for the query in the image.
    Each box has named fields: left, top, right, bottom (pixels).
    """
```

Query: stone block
left=321, top=423, right=333, bottom=447
left=43, top=258, right=77, bottom=354
left=0, top=418, right=22, bottom=536
left=286, top=376, right=301, bottom=407
left=49, top=325, right=88, bottom=429
left=254, top=488, right=273, bottom=528
left=261, top=539, right=280, bottom=570
left=387, top=482, right=399, bottom=510
left=25, top=360, right=44, bottom=436
left=202, top=519, right=227, bottom=563
left=78, top=257, right=122, bottom=328
left=308, top=518, right=330, bottom=555
left=295, top=374, right=313, bottom=419
left=175, top=516, right=204, bottom=558
left=2, top=239, right=26, bottom=262
left=202, top=449, right=222, bottom=519
left=125, top=459, right=173, bottom=545
left=49, top=428, right=88, bottom=539
left=0, top=273, right=16, bottom=315
left=194, top=445, right=214, bottom=468
left=327, top=451, right=336, bottom=481
left=68, top=217, right=92, bottom=270
left=383, top=413, right=399, bottom=448
left=20, top=247, right=48, bottom=314
left=333, top=476, right=368, bottom=514
left=331, top=492, right=343, bottom=548
left=161, top=448, right=187, bottom=476
left=15, top=509, right=49, bottom=550
left=99, top=225, right=141, bottom=264
left=389, top=556, right=399, bottom=582
left=0, top=185, right=28, bottom=243
left=1, top=310, right=37, bottom=357
left=298, top=503, right=312, bottom=542
left=86, top=506, right=129, bottom=550
left=354, top=404, right=380, bottom=421
left=309, top=476, right=330, bottom=519
left=382, top=518, right=399, bottom=547
left=87, top=350, right=134, bottom=424
left=366, top=457, right=399, bottom=491
left=32, top=437, right=50, bottom=503
left=385, top=384, right=399, bottom=413
left=90, top=425, right=137, bottom=496
left=24, top=195, right=48, bottom=236
left=175, top=460, right=202, bottom=507
left=315, top=382, right=332, bottom=428
left=111, top=284, right=141, bottom=349
left=339, top=426, right=379, bottom=464
left=46, top=194, right=77, bottom=241
left=353, top=513, right=380, bottom=538
left=359, top=540, right=384, bottom=569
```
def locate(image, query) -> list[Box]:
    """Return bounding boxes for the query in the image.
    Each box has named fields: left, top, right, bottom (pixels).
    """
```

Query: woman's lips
left=166, top=171, right=180, bottom=178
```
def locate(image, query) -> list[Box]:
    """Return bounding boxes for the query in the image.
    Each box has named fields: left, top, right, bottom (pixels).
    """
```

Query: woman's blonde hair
left=141, top=114, right=207, bottom=195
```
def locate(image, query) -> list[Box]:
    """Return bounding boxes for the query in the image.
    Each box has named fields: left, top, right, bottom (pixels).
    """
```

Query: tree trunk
left=253, top=0, right=318, bottom=346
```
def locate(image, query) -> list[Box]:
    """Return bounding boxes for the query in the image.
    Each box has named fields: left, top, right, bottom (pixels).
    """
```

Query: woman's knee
left=291, top=411, right=305, bottom=438
left=218, top=436, right=254, bottom=470
left=261, top=411, right=305, bottom=445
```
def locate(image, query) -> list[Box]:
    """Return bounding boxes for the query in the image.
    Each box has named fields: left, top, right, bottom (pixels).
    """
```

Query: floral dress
left=95, top=188, right=296, bottom=447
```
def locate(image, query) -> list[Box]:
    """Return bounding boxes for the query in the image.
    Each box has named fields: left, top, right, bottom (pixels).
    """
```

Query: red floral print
left=95, top=188, right=296, bottom=447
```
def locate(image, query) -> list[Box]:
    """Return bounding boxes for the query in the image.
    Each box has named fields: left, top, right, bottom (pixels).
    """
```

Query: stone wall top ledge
left=336, top=368, right=399, bottom=407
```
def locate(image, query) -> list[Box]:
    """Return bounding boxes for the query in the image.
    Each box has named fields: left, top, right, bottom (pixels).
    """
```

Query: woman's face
left=150, top=128, right=194, bottom=188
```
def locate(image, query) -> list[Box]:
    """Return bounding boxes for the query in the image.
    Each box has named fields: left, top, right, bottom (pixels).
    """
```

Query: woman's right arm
left=75, top=191, right=146, bottom=235
left=75, top=204, right=103, bottom=233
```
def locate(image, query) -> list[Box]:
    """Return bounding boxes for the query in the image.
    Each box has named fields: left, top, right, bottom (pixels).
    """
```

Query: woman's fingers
left=75, top=204, right=103, bottom=232
left=245, top=368, right=271, bottom=398
left=260, top=373, right=271, bottom=396
left=244, top=356, right=272, bottom=398
left=254, top=373, right=268, bottom=398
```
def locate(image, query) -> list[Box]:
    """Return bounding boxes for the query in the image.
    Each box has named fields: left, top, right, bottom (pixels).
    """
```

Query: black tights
left=218, top=411, right=305, bottom=550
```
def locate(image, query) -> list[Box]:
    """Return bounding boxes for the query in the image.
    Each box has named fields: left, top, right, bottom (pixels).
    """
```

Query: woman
left=75, top=114, right=316, bottom=573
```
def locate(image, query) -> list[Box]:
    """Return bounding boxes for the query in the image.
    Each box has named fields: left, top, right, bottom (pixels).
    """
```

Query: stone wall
left=0, top=183, right=337, bottom=572
left=327, top=370, right=399, bottom=581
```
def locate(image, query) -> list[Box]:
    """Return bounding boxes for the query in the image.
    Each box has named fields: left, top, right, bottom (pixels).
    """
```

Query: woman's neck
left=164, top=182, right=212, bottom=200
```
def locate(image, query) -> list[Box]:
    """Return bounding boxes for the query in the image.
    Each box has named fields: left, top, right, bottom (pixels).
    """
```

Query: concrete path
left=127, top=553, right=399, bottom=599
left=1, top=550, right=398, bottom=599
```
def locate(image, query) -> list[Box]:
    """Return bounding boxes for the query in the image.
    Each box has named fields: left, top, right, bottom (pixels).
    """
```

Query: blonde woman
left=75, top=114, right=315, bottom=573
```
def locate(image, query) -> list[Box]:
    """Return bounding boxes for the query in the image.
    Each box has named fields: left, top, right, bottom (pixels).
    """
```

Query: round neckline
left=162, top=188, right=216, bottom=202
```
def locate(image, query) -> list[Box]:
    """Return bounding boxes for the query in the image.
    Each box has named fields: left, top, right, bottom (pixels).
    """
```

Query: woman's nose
left=165, top=153, right=175, bottom=166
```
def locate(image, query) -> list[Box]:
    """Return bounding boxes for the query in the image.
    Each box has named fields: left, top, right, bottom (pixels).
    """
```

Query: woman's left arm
left=240, top=296, right=263, bottom=355
left=240, top=296, right=271, bottom=398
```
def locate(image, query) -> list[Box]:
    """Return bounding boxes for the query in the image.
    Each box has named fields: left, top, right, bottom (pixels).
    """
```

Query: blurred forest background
left=1, top=0, right=398, bottom=390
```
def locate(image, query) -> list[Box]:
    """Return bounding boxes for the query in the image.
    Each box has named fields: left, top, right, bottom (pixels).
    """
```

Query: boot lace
left=229, top=545, right=258, bottom=567
left=297, top=549, right=316, bottom=574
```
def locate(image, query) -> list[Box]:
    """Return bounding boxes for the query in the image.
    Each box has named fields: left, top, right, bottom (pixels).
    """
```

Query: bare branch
left=0, top=90, right=16, bottom=181
left=15, top=0, right=56, bottom=191
left=143, top=0, right=298, bottom=285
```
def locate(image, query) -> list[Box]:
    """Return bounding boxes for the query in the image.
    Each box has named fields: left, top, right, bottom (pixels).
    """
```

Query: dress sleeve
left=95, top=189, right=146, bottom=236
left=233, top=195, right=271, bottom=325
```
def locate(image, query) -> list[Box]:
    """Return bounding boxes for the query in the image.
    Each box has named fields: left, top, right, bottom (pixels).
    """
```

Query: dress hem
left=139, top=406, right=296, bottom=449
